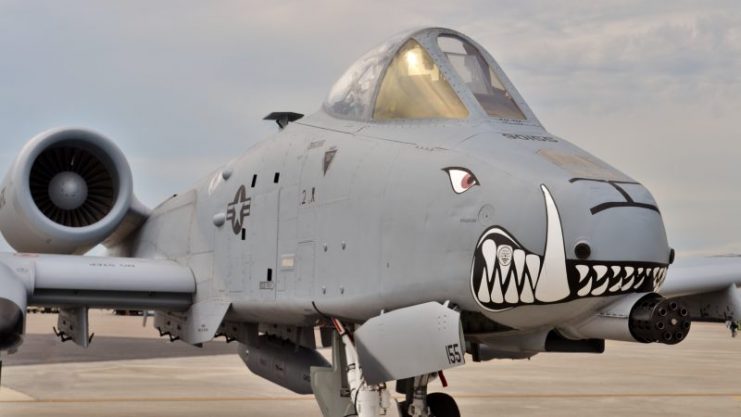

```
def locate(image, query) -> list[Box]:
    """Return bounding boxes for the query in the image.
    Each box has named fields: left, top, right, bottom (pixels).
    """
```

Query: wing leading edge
left=660, top=256, right=741, bottom=335
left=0, top=252, right=195, bottom=354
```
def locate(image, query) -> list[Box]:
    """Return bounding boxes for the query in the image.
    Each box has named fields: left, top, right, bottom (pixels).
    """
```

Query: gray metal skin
left=134, top=111, right=661, bottom=330
left=122, top=28, right=669, bottom=336
left=2, top=27, right=741, bottom=403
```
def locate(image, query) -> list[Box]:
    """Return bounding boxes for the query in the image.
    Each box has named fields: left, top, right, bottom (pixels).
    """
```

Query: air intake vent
left=29, top=146, right=116, bottom=228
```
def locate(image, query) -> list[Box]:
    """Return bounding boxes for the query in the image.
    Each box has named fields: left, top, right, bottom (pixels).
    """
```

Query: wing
left=0, top=128, right=231, bottom=358
left=0, top=252, right=195, bottom=353
left=659, top=256, right=741, bottom=335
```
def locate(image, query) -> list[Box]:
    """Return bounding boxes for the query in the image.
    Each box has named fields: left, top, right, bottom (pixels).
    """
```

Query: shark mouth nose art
left=471, top=185, right=668, bottom=311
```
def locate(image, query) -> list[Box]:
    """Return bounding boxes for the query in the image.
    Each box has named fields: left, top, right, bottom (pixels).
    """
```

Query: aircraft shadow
left=3, top=334, right=237, bottom=366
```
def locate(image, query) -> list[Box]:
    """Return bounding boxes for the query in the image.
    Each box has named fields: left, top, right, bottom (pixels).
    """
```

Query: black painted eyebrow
left=569, top=177, right=659, bottom=215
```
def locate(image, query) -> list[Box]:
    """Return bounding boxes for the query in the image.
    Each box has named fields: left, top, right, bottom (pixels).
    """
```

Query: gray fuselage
left=125, top=110, right=670, bottom=335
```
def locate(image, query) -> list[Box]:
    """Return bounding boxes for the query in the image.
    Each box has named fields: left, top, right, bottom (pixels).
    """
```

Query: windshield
left=373, top=39, right=468, bottom=120
left=437, top=35, right=526, bottom=120
left=324, top=38, right=402, bottom=120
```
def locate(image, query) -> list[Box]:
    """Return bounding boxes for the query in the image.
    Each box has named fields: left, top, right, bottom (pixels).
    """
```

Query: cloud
left=0, top=0, right=739, bottom=256
left=479, top=2, right=741, bottom=111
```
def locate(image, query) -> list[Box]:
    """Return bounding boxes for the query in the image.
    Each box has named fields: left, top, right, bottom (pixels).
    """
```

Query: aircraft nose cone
left=560, top=178, right=669, bottom=263
left=48, top=171, right=88, bottom=210
left=471, top=181, right=670, bottom=313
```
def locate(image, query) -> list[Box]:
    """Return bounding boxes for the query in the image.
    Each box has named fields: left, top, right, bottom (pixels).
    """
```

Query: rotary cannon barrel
left=559, top=292, right=692, bottom=345
left=629, top=293, right=691, bottom=345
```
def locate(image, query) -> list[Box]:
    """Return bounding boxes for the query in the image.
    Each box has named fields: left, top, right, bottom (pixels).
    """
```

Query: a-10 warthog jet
left=0, top=27, right=739, bottom=417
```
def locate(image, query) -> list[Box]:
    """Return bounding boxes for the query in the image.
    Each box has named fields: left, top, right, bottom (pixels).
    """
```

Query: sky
left=0, top=0, right=739, bottom=257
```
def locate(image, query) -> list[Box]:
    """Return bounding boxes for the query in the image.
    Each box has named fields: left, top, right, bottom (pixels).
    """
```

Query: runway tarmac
left=1, top=310, right=740, bottom=416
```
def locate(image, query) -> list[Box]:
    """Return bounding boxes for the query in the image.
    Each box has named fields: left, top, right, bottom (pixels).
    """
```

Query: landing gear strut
left=311, top=319, right=397, bottom=417
left=310, top=319, right=461, bottom=417
left=397, top=374, right=460, bottom=417
left=726, top=320, right=739, bottom=338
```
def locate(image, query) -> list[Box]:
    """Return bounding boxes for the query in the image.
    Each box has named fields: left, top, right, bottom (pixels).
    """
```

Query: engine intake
left=0, top=128, right=134, bottom=254
left=30, top=144, right=116, bottom=227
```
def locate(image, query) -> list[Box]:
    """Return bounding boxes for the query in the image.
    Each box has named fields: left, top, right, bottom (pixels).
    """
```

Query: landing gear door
left=354, top=302, right=465, bottom=385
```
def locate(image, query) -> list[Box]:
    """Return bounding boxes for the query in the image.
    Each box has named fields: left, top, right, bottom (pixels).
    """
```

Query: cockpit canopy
left=324, top=27, right=533, bottom=123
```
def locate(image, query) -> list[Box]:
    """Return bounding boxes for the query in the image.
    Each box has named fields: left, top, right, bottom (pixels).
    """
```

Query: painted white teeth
left=525, top=254, right=541, bottom=288
left=482, top=240, right=497, bottom=282
left=472, top=184, right=671, bottom=310
left=593, top=265, right=608, bottom=282
left=655, top=267, right=667, bottom=288
left=491, top=269, right=504, bottom=303
left=576, top=265, right=590, bottom=283
left=520, top=272, right=535, bottom=303
left=621, top=275, right=635, bottom=291
left=513, top=249, right=525, bottom=287
left=477, top=269, right=491, bottom=303
left=499, top=245, right=516, bottom=304
left=651, top=267, right=661, bottom=287
left=634, top=276, right=645, bottom=289
left=499, top=255, right=512, bottom=290
left=608, top=266, right=622, bottom=292
left=611, top=266, right=621, bottom=278
left=576, top=263, right=592, bottom=296
left=504, top=274, right=519, bottom=303
left=477, top=254, right=667, bottom=307
left=624, top=266, right=634, bottom=279
left=591, top=278, right=609, bottom=296
left=577, top=276, right=592, bottom=296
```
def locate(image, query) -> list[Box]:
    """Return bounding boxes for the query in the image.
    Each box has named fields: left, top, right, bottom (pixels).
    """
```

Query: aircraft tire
left=427, top=392, right=460, bottom=417
left=397, top=400, right=411, bottom=417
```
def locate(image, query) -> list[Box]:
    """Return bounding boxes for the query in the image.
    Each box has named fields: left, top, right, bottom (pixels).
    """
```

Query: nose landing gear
left=397, top=375, right=461, bottom=417
left=426, top=393, right=461, bottom=417
left=311, top=318, right=462, bottom=417
left=725, top=320, right=739, bottom=338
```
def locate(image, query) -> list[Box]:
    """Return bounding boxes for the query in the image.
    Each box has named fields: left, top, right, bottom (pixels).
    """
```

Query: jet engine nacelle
left=0, top=263, right=27, bottom=351
left=560, top=293, right=692, bottom=345
left=0, top=128, right=134, bottom=254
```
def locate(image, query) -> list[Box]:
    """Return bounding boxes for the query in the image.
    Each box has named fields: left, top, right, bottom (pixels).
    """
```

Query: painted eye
left=443, top=167, right=479, bottom=194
